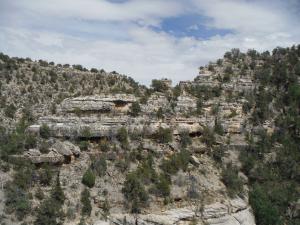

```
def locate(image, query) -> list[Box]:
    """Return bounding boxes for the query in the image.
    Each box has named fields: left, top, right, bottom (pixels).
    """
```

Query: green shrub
left=221, top=164, right=244, bottom=197
left=24, top=134, right=37, bottom=149
left=153, top=127, right=172, bottom=143
left=35, top=174, right=65, bottom=225
left=151, top=79, right=168, bottom=92
left=90, top=68, right=98, bottom=73
left=39, top=165, right=53, bottom=186
left=196, top=98, right=203, bottom=114
left=212, top=145, right=225, bottom=164
left=180, top=131, right=192, bottom=148
left=4, top=183, right=31, bottom=220
left=82, top=168, right=95, bottom=188
left=40, top=124, right=50, bottom=139
left=201, top=126, right=215, bottom=147
left=156, top=107, right=164, bottom=119
left=99, top=139, right=110, bottom=152
left=81, top=188, right=92, bottom=216
left=160, top=149, right=190, bottom=175
left=91, top=156, right=107, bottom=177
left=4, top=103, right=16, bottom=118
left=79, top=141, right=89, bottom=151
left=129, top=102, right=141, bottom=117
left=249, top=184, right=281, bottom=225
left=214, top=118, right=224, bottom=135
left=34, top=198, right=64, bottom=225
left=122, top=172, right=148, bottom=213
left=50, top=174, right=65, bottom=205
left=81, top=127, right=91, bottom=138
left=117, top=127, right=128, bottom=147
left=153, top=174, right=170, bottom=197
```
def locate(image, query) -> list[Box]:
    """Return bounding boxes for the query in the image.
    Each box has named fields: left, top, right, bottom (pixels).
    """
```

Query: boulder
left=53, top=140, right=80, bottom=157
left=52, top=141, right=73, bottom=156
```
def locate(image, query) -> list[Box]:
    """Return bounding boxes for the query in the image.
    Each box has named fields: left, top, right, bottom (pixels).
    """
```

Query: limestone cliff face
left=21, top=70, right=256, bottom=224
left=0, top=52, right=265, bottom=225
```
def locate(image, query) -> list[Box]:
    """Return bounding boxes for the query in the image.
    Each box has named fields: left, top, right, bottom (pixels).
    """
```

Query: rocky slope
left=0, top=46, right=299, bottom=225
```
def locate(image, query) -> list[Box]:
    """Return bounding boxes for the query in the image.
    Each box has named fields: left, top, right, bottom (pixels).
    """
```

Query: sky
left=0, top=0, right=300, bottom=85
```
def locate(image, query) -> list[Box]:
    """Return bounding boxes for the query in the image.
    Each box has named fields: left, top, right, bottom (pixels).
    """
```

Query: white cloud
left=11, top=0, right=184, bottom=26
left=0, top=0, right=299, bottom=85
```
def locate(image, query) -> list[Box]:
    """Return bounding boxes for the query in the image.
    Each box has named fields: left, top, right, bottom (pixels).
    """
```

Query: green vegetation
left=160, top=149, right=190, bottom=175
left=151, top=79, right=168, bottom=92
left=201, top=126, right=215, bottom=147
left=91, top=156, right=107, bottom=177
left=237, top=46, right=300, bottom=225
left=249, top=184, right=281, bottom=225
left=117, top=127, right=129, bottom=148
left=122, top=171, right=149, bottom=213
left=81, top=188, right=92, bottom=216
left=0, top=119, right=36, bottom=160
left=82, top=168, right=96, bottom=188
left=40, top=124, right=51, bottom=139
left=221, top=163, right=244, bottom=197
left=153, top=127, right=172, bottom=143
left=214, top=118, right=224, bottom=135
left=180, top=131, right=192, bottom=148
left=5, top=103, right=16, bottom=118
left=129, top=102, right=141, bottom=117
left=34, top=174, right=65, bottom=225
left=79, top=141, right=89, bottom=151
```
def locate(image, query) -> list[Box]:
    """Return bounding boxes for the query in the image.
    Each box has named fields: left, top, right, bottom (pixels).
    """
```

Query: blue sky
left=0, top=0, right=300, bottom=84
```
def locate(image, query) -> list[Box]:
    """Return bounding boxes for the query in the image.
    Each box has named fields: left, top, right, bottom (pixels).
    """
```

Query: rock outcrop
left=93, top=198, right=255, bottom=225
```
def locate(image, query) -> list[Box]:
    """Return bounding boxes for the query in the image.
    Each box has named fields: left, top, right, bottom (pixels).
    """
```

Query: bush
left=49, top=70, right=57, bottom=83
left=201, top=126, right=215, bottom=147
left=35, top=174, right=65, bottom=225
left=39, top=165, right=53, bottom=186
left=40, top=124, right=50, bottom=139
left=5, top=103, right=16, bottom=118
left=153, top=127, right=172, bottom=143
left=180, top=131, right=192, bottom=148
left=91, top=156, right=107, bottom=177
left=79, top=141, right=89, bottom=151
left=51, top=174, right=65, bottom=205
left=129, top=102, right=141, bottom=117
left=211, top=145, right=225, bottom=164
left=98, top=138, right=110, bottom=152
left=24, top=134, right=37, bottom=149
left=117, top=127, right=128, bottom=147
left=151, top=79, right=168, bottom=92
left=81, top=188, right=92, bottom=216
left=82, top=168, right=95, bottom=188
left=5, top=183, right=31, bottom=220
left=160, top=149, right=190, bottom=175
left=214, top=118, right=224, bottom=136
left=81, top=127, right=91, bottom=138
left=153, top=174, right=170, bottom=197
left=90, top=68, right=98, bottom=73
left=34, top=198, right=64, bottom=225
left=196, top=98, right=203, bottom=114
left=249, top=184, right=281, bottom=225
left=156, top=107, right=164, bottom=119
left=122, top=172, right=148, bottom=213
left=221, top=163, right=244, bottom=197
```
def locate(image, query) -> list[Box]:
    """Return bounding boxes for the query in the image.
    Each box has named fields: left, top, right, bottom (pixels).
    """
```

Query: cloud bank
left=0, top=0, right=299, bottom=84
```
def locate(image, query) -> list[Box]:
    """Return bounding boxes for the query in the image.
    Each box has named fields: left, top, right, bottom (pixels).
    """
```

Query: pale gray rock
left=53, top=140, right=81, bottom=156
left=60, top=94, right=137, bottom=113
